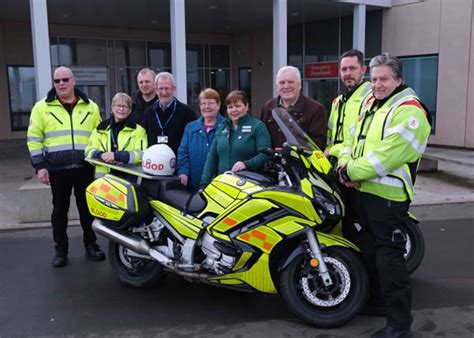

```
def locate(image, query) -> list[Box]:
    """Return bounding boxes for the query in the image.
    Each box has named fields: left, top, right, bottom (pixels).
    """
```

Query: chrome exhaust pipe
left=92, top=220, right=172, bottom=267
left=92, top=219, right=151, bottom=256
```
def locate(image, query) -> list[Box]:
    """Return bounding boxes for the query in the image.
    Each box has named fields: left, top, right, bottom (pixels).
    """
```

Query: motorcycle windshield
left=271, top=107, right=320, bottom=152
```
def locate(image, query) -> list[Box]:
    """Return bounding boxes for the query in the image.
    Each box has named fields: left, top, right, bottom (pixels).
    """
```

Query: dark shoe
left=371, top=326, right=411, bottom=338
left=360, top=300, right=386, bottom=317
left=52, top=248, right=68, bottom=268
left=85, top=243, right=106, bottom=261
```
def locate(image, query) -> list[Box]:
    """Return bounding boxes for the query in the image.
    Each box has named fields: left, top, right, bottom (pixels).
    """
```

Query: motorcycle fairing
left=208, top=252, right=277, bottom=293
left=251, top=190, right=321, bottom=223
left=86, top=175, right=137, bottom=222
left=150, top=199, right=203, bottom=240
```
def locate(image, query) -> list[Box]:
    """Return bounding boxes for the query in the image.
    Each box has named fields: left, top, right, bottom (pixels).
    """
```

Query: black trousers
left=49, top=166, right=96, bottom=251
left=340, top=185, right=360, bottom=241
left=357, top=192, right=411, bottom=330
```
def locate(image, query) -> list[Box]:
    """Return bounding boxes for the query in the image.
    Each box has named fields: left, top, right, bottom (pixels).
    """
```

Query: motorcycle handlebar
left=257, top=147, right=281, bottom=157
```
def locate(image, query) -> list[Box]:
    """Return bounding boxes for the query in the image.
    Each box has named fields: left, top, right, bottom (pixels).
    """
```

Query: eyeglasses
left=200, top=100, right=218, bottom=107
left=53, top=78, right=71, bottom=84
left=113, top=104, right=130, bottom=110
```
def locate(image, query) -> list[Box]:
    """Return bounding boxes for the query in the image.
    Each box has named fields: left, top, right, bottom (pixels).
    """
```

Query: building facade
left=1, top=0, right=473, bottom=148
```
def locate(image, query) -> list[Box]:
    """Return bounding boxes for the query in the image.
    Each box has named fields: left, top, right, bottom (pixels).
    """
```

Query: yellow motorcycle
left=85, top=108, right=369, bottom=328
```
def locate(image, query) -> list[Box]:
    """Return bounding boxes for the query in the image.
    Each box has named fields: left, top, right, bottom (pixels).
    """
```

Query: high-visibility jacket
left=341, top=86, right=431, bottom=202
left=85, top=118, right=148, bottom=177
left=327, top=81, right=371, bottom=160
left=27, top=88, right=101, bottom=172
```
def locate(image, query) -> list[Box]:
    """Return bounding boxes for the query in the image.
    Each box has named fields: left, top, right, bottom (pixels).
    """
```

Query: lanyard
left=110, top=127, right=118, bottom=151
left=155, top=98, right=177, bottom=136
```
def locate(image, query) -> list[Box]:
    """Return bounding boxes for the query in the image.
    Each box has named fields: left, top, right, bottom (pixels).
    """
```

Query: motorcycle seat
left=156, top=181, right=206, bottom=215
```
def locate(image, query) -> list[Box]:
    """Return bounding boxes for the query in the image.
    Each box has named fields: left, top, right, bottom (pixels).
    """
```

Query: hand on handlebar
left=232, top=161, right=247, bottom=172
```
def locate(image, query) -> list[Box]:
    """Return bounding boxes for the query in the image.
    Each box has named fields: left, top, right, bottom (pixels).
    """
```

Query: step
left=18, top=177, right=79, bottom=223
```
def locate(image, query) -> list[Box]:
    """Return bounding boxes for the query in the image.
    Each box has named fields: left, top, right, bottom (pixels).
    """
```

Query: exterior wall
left=467, top=2, right=474, bottom=148
left=382, top=0, right=474, bottom=148
left=220, top=30, right=273, bottom=118
left=250, top=30, right=273, bottom=118
left=1, top=21, right=36, bottom=139
left=0, top=22, right=11, bottom=139
left=436, top=0, right=473, bottom=148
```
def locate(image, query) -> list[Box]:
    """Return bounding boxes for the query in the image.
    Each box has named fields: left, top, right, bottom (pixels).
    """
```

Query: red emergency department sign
left=304, top=62, right=339, bottom=79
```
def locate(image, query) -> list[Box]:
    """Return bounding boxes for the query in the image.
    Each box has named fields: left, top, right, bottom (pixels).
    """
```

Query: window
left=114, top=40, right=146, bottom=67
left=400, top=55, right=438, bottom=132
left=147, top=42, right=172, bottom=71
left=239, top=67, right=252, bottom=107
left=8, top=66, right=36, bottom=131
left=50, top=38, right=107, bottom=66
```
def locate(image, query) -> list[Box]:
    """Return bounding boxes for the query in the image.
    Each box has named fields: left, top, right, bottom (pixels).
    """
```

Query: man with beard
left=326, top=49, right=371, bottom=162
left=326, top=50, right=372, bottom=271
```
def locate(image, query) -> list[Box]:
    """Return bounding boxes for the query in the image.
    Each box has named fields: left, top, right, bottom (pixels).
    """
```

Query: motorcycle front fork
left=305, top=229, right=333, bottom=287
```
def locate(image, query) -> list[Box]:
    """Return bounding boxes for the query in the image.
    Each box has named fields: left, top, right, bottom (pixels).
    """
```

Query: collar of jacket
left=45, top=87, right=90, bottom=104
left=190, top=115, right=225, bottom=132
left=342, top=80, right=369, bottom=102
left=224, top=113, right=252, bottom=128
left=153, top=97, right=178, bottom=112
left=132, top=90, right=157, bottom=106
left=96, top=116, right=137, bottom=131
left=277, top=94, right=303, bottom=109
left=373, top=84, right=408, bottom=109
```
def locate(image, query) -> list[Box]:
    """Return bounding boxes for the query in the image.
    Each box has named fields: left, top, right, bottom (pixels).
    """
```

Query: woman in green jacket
left=85, top=93, right=147, bottom=177
left=200, top=90, right=271, bottom=186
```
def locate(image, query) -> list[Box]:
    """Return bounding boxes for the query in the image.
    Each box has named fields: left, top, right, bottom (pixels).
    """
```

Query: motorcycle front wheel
left=405, top=218, right=425, bottom=275
left=109, top=241, right=163, bottom=288
left=280, top=246, right=368, bottom=328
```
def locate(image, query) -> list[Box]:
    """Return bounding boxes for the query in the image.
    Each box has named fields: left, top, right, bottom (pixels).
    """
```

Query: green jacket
left=27, top=88, right=101, bottom=171
left=200, top=114, right=271, bottom=185
left=327, top=81, right=371, bottom=160
left=85, top=117, right=147, bottom=177
left=340, top=86, right=431, bottom=202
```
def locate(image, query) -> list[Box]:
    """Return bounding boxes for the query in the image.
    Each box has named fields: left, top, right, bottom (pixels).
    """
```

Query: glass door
left=306, top=79, right=340, bottom=114
left=79, top=85, right=109, bottom=120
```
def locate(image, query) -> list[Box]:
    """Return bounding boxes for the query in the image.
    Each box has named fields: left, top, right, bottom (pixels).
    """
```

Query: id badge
left=157, top=136, right=168, bottom=144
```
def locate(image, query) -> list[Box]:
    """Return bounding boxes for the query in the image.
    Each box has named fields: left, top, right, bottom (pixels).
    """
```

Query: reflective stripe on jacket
left=27, top=88, right=101, bottom=171
left=327, top=81, right=371, bottom=160
left=344, top=87, right=431, bottom=202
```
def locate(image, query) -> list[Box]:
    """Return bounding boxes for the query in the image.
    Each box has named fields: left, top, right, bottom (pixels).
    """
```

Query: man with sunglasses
left=27, top=66, right=105, bottom=268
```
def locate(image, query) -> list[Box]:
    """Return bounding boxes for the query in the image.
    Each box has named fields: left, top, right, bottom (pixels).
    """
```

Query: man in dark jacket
left=260, top=66, right=327, bottom=150
left=143, top=72, right=196, bottom=155
left=130, top=68, right=157, bottom=124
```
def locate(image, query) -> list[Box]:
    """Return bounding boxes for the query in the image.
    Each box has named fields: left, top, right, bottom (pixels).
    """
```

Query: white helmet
left=142, top=144, right=176, bottom=176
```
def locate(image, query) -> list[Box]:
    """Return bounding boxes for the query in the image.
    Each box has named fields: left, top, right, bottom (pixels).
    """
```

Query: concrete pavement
left=0, top=140, right=473, bottom=230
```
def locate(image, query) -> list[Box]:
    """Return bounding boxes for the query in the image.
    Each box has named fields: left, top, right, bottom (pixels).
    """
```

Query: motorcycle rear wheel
left=109, top=241, right=163, bottom=288
left=280, top=246, right=368, bottom=328
left=405, top=218, right=425, bottom=275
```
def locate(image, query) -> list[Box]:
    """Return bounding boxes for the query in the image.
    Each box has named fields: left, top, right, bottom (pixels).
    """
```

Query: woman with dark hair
left=200, top=90, right=271, bottom=186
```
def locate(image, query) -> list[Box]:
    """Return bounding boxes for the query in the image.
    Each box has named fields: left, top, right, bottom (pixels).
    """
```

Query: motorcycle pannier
left=86, top=174, right=150, bottom=228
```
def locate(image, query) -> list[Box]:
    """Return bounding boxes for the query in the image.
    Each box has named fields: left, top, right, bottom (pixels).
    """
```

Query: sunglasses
left=53, top=78, right=71, bottom=84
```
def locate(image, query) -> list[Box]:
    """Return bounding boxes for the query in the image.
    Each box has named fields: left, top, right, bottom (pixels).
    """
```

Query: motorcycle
left=85, top=108, right=370, bottom=328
